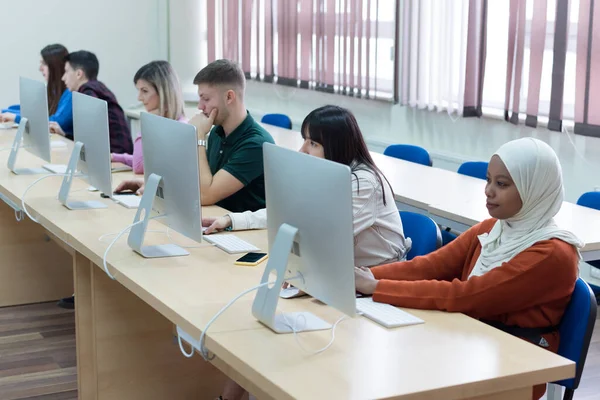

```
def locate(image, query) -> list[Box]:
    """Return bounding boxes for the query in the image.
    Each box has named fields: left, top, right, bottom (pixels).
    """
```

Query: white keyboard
left=203, top=233, right=259, bottom=254
left=356, top=297, right=424, bottom=328
left=112, top=194, right=141, bottom=209
left=111, top=165, right=132, bottom=172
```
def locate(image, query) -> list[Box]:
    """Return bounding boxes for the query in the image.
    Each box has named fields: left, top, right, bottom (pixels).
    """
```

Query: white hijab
left=469, top=138, right=584, bottom=278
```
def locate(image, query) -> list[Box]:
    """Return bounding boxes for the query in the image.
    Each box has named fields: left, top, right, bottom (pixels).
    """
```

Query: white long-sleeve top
left=228, top=164, right=410, bottom=267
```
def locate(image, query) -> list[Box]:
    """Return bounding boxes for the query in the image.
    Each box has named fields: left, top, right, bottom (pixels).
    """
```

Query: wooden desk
left=28, top=189, right=574, bottom=400
left=0, top=130, right=73, bottom=306
left=2, top=123, right=576, bottom=399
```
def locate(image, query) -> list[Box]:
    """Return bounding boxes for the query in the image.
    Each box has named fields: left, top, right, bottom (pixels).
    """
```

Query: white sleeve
left=228, top=208, right=268, bottom=231
left=351, top=173, right=378, bottom=237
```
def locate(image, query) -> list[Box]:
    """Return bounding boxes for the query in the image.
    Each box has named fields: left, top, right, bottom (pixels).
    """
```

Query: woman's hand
left=115, top=179, right=145, bottom=195
left=354, top=266, right=379, bottom=295
left=48, top=121, right=66, bottom=136
left=202, top=215, right=232, bottom=234
left=1, top=112, right=16, bottom=123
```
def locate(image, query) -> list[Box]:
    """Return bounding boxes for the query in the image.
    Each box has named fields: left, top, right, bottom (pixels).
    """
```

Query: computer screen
left=252, top=143, right=356, bottom=333
left=127, top=112, right=202, bottom=258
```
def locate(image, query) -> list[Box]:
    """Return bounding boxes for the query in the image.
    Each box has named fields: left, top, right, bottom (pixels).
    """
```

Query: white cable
left=563, top=125, right=597, bottom=170
left=274, top=84, right=297, bottom=101
left=177, top=274, right=302, bottom=360
left=101, top=215, right=166, bottom=280
left=14, top=209, right=23, bottom=221
left=177, top=333, right=196, bottom=358
left=196, top=280, right=273, bottom=360
left=20, top=173, right=73, bottom=223
left=281, top=313, right=348, bottom=355
left=447, top=110, right=461, bottom=123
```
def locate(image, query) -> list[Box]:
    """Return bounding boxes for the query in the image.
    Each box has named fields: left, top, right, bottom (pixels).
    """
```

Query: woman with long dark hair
left=204, top=105, right=410, bottom=267
left=1, top=44, right=74, bottom=138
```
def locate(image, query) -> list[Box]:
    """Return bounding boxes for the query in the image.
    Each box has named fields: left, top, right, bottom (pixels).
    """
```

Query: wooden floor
left=0, top=303, right=76, bottom=400
left=0, top=302, right=597, bottom=400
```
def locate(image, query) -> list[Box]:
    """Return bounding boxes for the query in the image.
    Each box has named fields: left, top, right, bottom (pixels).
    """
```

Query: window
left=482, top=0, right=579, bottom=121
left=206, top=0, right=398, bottom=101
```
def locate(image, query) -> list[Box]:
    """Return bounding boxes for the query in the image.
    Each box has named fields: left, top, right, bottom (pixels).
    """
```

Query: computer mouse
left=279, top=286, right=306, bottom=299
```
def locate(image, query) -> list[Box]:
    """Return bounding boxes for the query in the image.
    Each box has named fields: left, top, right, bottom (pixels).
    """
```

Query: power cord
left=281, top=313, right=348, bottom=355
left=177, top=275, right=302, bottom=360
left=20, top=173, right=78, bottom=223
left=101, top=214, right=166, bottom=280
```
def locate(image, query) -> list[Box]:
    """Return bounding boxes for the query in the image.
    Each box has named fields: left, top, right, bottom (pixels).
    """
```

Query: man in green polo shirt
left=116, top=59, right=274, bottom=213
left=188, top=59, right=274, bottom=212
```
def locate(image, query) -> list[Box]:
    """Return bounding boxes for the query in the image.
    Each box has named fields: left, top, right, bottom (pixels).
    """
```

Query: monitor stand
left=58, top=141, right=107, bottom=210
left=252, top=223, right=331, bottom=334
left=127, top=173, right=189, bottom=258
left=7, top=117, right=48, bottom=175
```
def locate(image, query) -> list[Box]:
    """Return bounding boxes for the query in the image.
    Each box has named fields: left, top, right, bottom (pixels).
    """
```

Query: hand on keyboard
left=354, top=266, right=378, bottom=295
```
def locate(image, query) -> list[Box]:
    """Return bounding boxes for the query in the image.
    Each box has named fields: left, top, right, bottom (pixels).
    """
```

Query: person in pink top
left=111, top=60, right=187, bottom=173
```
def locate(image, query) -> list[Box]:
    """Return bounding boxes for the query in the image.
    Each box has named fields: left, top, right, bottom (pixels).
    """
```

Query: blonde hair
left=134, top=60, right=185, bottom=120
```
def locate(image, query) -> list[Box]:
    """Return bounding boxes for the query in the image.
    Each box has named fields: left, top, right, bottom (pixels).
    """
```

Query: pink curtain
left=206, top=0, right=393, bottom=100
left=575, top=0, right=600, bottom=137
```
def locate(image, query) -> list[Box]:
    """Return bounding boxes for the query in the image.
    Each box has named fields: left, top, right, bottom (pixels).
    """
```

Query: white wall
left=169, top=0, right=207, bottom=93
left=0, top=0, right=168, bottom=110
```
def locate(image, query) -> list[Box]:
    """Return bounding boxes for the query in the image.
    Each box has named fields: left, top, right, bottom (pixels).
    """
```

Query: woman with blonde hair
left=111, top=60, right=187, bottom=173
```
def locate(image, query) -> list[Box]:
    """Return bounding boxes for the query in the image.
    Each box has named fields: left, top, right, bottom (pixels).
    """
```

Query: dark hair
left=66, top=51, right=99, bottom=81
left=301, top=105, right=393, bottom=205
left=41, top=44, right=69, bottom=115
left=193, top=59, right=245, bottom=95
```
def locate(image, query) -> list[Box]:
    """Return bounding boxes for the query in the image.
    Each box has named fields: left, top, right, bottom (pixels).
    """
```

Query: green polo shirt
left=207, top=113, right=275, bottom=212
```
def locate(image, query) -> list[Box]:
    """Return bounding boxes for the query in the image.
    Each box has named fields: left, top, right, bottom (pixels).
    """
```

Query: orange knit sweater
left=371, top=219, right=579, bottom=400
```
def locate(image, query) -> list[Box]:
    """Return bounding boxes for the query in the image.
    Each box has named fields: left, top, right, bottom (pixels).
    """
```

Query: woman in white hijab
left=354, top=137, right=583, bottom=400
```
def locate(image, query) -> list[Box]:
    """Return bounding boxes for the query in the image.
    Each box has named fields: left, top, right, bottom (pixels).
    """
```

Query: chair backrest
left=399, top=211, right=442, bottom=260
left=383, top=144, right=432, bottom=166
left=576, top=191, right=600, bottom=211
left=261, top=113, right=292, bottom=129
left=553, top=278, right=597, bottom=390
left=457, top=161, right=488, bottom=180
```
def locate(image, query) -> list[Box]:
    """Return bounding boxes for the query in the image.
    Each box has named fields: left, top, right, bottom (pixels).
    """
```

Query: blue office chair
left=577, top=191, right=600, bottom=210
left=399, top=211, right=442, bottom=260
left=383, top=144, right=432, bottom=166
left=441, top=229, right=458, bottom=246
left=1, top=104, right=20, bottom=114
left=457, top=161, right=488, bottom=180
left=261, top=113, right=292, bottom=129
left=576, top=191, right=600, bottom=300
left=548, top=278, right=597, bottom=400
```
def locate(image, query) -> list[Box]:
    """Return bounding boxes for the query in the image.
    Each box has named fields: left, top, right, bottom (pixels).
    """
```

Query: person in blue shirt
left=1, top=44, right=74, bottom=139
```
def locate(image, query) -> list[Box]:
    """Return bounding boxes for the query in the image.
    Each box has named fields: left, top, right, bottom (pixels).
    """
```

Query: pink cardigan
left=112, top=115, right=188, bottom=174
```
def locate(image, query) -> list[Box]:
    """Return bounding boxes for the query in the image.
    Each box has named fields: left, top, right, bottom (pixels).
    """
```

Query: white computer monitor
left=57, top=92, right=112, bottom=210
left=7, top=77, right=52, bottom=174
left=127, top=112, right=202, bottom=258
left=252, top=143, right=357, bottom=334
